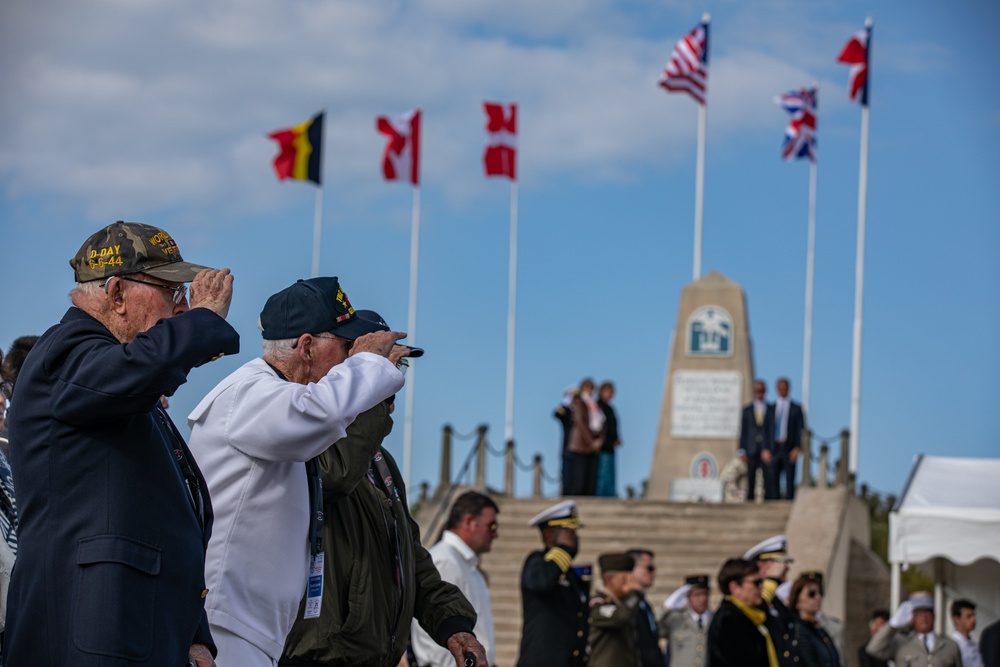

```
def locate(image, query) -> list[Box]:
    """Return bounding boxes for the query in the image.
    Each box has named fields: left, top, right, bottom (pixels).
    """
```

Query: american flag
left=775, top=88, right=817, bottom=162
left=838, top=25, right=870, bottom=106
left=658, top=20, right=709, bottom=105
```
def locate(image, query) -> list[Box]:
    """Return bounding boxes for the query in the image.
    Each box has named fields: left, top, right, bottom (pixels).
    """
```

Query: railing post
left=532, top=455, right=543, bottom=498
left=440, top=424, right=452, bottom=489
left=418, top=481, right=429, bottom=505
left=838, top=429, right=851, bottom=490
left=475, top=424, right=488, bottom=488
left=505, top=440, right=515, bottom=496
left=818, top=443, right=829, bottom=489
left=801, top=429, right=813, bottom=488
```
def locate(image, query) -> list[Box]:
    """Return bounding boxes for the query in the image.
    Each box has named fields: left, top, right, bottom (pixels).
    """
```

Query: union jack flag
left=658, top=20, right=709, bottom=105
left=775, top=88, right=817, bottom=162
left=838, top=24, right=871, bottom=106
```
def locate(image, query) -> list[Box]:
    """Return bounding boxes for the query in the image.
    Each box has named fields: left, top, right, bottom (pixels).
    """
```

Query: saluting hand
left=189, top=268, right=234, bottom=319
left=349, top=331, right=406, bottom=359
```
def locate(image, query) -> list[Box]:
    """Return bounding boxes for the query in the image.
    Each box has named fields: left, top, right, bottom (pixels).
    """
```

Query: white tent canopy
left=888, top=455, right=1000, bottom=630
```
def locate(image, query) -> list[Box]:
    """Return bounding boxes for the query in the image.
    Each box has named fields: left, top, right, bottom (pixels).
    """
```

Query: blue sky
left=1, top=0, right=997, bottom=501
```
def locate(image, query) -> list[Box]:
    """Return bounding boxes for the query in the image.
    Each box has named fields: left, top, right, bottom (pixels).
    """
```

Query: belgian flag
left=269, top=111, right=324, bottom=185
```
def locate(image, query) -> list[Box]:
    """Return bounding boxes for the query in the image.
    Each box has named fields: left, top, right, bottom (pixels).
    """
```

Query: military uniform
left=516, top=501, right=589, bottom=667
left=660, top=609, right=712, bottom=667
left=660, top=574, right=713, bottom=667
left=865, top=625, right=963, bottom=667
left=588, top=589, right=642, bottom=667
left=745, top=535, right=804, bottom=667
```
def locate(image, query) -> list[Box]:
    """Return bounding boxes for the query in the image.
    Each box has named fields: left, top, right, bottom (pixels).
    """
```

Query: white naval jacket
left=187, top=354, right=403, bottom=659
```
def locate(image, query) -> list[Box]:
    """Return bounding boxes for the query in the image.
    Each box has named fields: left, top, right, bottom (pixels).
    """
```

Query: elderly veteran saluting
left=5, top=221, right=238, bottom=667
left=188, top=277, right=408, bottom=667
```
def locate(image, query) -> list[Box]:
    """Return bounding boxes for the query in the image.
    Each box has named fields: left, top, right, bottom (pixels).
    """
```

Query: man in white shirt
left=411, top=491, right=499, bottom=667
left=188, top=277, right=407, bottom=667
left=951, top=599, right=984, bottom=667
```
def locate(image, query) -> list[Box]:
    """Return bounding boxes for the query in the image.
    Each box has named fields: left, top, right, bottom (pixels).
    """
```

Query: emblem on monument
left=686, top=306, right=733, bottom=356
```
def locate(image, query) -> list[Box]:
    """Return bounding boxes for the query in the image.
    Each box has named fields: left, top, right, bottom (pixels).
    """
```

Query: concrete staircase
left=417, top=496, right=793, bottom=667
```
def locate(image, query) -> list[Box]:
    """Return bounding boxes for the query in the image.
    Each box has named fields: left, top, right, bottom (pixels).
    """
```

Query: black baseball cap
left=260, top=277, right=381, bottom=341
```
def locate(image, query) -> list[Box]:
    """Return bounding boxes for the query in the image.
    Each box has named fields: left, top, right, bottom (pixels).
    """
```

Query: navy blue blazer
left=5, top=306, right=239, bottom=666
left=516, top=548, right=590, bottom=667
left=739, top=402, right=775, bottom=457
left=775, top=400, right=806, bottom=450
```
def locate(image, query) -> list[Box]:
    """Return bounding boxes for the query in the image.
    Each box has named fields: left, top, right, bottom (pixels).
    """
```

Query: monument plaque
left=671, top=370, right=742, bottom=438
left=647, top=272, right=756, bottom=501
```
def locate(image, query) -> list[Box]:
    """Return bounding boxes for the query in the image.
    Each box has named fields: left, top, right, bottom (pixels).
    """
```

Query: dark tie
left=698, top=616, right=703, bottom=630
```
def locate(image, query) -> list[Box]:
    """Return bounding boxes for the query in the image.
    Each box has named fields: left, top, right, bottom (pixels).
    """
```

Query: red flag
left=376, top=108, right=421, bottom=185
left=658, top=21, right=709, bottom=105
left=837, top=25, right=870, bottom=106
left=483, top=102, right=517, bottom=180
left=268, top=112, right=324, bottom=185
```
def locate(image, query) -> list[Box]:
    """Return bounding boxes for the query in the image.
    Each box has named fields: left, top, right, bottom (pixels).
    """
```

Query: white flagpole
left=693, top=102, right=706, bottom=280
left=311, top=187, right=323, bottom=278
left=504, top=181, right=519, bottom=447
left=849, top=67, right=871, bottom=478
left=802, top=159, right=817, bottom=415
left=403, top=186, right=421, bottom=489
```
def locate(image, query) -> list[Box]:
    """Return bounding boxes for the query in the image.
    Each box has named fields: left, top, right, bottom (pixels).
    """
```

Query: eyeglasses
left=112, top=276, right=188, bottom=304
left=743, top=578, right=764, bottom=587
left=396, top=358, right=409, bottom=376
left=806, top=589, right=821, bottom=599
left=1, top=381, right=12, bottom=400
left=645, top=565, right=656, bottom=572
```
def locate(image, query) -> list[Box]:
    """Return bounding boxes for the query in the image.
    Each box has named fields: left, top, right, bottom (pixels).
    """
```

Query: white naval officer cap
left=744, top=534, right=794, bottom=563
left=528, top=499, right=583, bottom=529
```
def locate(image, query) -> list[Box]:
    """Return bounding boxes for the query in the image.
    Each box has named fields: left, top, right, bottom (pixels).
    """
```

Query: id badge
left=303, top=552, right=324, bottom=619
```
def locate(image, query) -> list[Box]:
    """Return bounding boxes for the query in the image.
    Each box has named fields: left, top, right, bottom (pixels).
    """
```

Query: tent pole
left=890, top=561, right=900, bottom=611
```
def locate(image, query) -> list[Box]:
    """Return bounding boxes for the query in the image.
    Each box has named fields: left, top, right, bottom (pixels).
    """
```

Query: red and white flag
left=376, top=108, right=421, bottom=185
left=483, top=102, right=517, bottom=180
left=658, top=21, right=709, bottom=105
left=837, top=26, right=870, bottom=106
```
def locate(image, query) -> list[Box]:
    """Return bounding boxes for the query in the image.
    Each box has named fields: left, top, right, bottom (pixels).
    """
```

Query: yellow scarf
left=727, top=596, right=779, bottom=667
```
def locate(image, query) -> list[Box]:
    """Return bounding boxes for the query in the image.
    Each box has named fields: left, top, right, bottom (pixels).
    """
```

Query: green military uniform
left=588, top=589, right=642, bottom=667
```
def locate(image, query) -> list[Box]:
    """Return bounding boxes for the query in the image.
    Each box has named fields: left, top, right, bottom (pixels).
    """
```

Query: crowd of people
left=0, top=220, right=996, bottom=667
left=0, top=220, right=485, bottom=667
left=512, top=502, right=999, bottom=667
left=554, top=379, right=621, bottom=497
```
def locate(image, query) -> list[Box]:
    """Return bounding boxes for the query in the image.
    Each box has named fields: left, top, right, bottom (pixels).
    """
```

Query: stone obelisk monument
left=647, top=271, right=755, bottom=501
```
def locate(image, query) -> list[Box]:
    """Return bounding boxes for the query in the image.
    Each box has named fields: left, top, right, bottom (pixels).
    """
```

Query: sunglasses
left=806, top=589, right=822, bottom=599
left=743, top=578, right=764, bottom=587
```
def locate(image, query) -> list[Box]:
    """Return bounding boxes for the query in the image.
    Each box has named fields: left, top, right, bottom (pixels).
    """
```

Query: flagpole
left=848, top=17, right=872, bottom=480
left=504, top=181, right=519, bottom=449
left=403, top=186, right=421, bottom=489
left=693, top=100, right=707, bottom=281
left=802, top=159, right=817, bottom=415
left=311, top=187, right=323, bottom=278
left=848, top=102, right=868, bottom=479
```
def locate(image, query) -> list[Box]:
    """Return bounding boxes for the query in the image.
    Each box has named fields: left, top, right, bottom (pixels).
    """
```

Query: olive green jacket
left=281, top=403, right=476, bottom=667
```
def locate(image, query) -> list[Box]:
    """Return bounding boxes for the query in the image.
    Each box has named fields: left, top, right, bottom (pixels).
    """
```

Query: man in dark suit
left=516, top=500, right=590, bottom=667
left=4, top=221, right=239, bottom=667
left=738, top=380, right=775, bottom=501
left=771, top=377, right=806, bottom=500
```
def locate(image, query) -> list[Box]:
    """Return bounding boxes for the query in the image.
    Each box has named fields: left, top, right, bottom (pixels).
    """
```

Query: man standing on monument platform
left=516, top=500, right=589, bottom=667
left=771, top=378, right=805, bottom=500
left=739, top=380, right=775, bottom=501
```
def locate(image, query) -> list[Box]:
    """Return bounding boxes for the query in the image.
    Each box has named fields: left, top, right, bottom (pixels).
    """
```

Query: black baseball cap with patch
left=70, top=220, right=210, bottom=283
left=260, top=277, right=384, bottom=341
